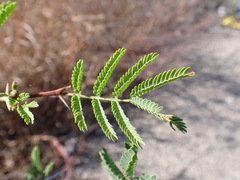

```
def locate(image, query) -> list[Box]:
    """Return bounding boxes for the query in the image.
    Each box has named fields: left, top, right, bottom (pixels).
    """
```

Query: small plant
left=1, top=1, right=195, bottom=179
left=25, top=145, right=55, bottom=180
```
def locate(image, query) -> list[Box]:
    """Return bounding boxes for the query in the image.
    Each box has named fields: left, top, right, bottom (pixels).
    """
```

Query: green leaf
left=43, top=162, right=55, bottom=177
left=99, top=148, right=126, bottom=180
left=130, top=97, right=164, bottom=119
left=71, top=95, right=87, bottom=132
left=166, top=115, right=187, bottom=134
left=17, top=105, right=34, bottom=124
left=17, top=93, right=30, bottom=102
left=130, top=67, right=195, bottom=97
left=111, top=100, right=144, bottom=148
left=113, top=52, right=159, bottom=97
left=11, top=81, right=17, bottom=90
left=120, top=148, right=138, bottom=178
left=124, top=141, right=138, bottom=153
left=31, top=145, right=42, bottom=172
left=0, top=1, right=17, bottom=29
left=24, top=101, right=39, bottom=108
left=93, top=48, right=127, bottom=96
left=92, top=99, right=118, bottom=141
left=138, top=175, right=157, bottom=180
left=9, top=99, right=17, bottom=107
left=71, top=60, right=84, bottom=93
left=130, top=97, right=187, bottom=133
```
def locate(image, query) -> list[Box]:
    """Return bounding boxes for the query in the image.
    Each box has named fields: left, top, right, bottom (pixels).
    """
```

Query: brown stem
left=29, top=85, right=71, bottom=98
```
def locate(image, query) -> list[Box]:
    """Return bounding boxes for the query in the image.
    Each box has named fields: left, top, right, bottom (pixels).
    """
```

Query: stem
left=66, top=93, right=130, bottom=103
left=28, top=85, right=130, bottom=103
left=29, top=86, right=71, bottom=98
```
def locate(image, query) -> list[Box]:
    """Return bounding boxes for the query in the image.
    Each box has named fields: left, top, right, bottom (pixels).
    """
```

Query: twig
left=27, top=85, right=130, bottom=103
left=29, top=85, right=71, bottom=98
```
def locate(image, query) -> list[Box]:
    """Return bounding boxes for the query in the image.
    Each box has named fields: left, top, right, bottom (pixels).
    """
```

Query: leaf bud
left=10, top=90, right=19, bottom=98
left=11, top=81, right=18, bottom=90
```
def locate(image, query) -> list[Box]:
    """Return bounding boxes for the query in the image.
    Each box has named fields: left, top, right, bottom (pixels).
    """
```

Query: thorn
left=5, top=83, right=9, bottom=95
left=5, top=98, right=11, bottom=111
left=58, top=95, right=70, bottom=110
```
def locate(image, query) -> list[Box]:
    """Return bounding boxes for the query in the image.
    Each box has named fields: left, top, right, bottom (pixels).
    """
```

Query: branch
left=29, top=86, right=71, bottom=98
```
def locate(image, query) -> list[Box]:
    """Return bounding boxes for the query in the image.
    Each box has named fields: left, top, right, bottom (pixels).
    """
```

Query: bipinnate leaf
left=99, top=148, right=126, bottom=180
left=71, top=95, right=87, bottom=132
left=120, top=148, right=138, bottom=178
left=17, top=105, right=35, bottom=125
left=0, top=1, right=17, bottom=29
left=111, top=100, right=144, bottom=148
left=93, top=48, right=127, bottom=96
left=113, top=52, right=159, bottom=97
left=130, top=97, right=164, bottom=119
left=71, top=60, right=84, bottom=93
left=31, top=145, right=42, bottom=172
left=92, top=99, right=118, bottom=141
left=131, top=67, right=195, bottom=97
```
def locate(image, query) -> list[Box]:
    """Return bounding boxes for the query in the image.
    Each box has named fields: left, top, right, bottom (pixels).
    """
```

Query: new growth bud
left=10, top=90, right=19, bottom=98
left=11, top=81, right=18, bottom=90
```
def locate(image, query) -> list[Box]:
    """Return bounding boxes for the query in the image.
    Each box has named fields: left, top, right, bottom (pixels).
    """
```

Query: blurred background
left=0, top=0, right=240, bottom=179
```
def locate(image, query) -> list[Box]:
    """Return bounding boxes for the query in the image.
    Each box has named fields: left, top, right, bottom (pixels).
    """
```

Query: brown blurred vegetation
left=0, top=0, right=218, bottom=179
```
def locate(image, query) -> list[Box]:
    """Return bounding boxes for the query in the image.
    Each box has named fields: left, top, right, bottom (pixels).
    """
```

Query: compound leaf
left=111, top=100, right=144, bottom=148
left=130, top=97, right=187, bottom=133
left=71, top=95, right=87, bottom=132
left=130, top=97, right=163, bottom=119
left=92, top=99, right=118, bottom=141
left=93, top=48, right=126, bottom=96
left=113, top=52, right=159, bottom=97
left=99, top=148, right=126, bottom=180
left=24, top=101, right=39, bottom=108
left=120, top=148, right=138, bottom=178
left=167, top=115, right=187, bottom=134
left=17, top=93, right=30, bottom=102
left=17, top=105, right=34, bottom=125
left=131, top=67, right=195, bottom=97
left=9, top=99, right=17, bottom=107
left=71, top=60, right=84, bottom=93
left=0, top=1, right=17, bottom=29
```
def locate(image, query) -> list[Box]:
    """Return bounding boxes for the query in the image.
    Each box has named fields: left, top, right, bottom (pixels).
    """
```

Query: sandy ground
left=74, top=24, right=240, bottom=180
